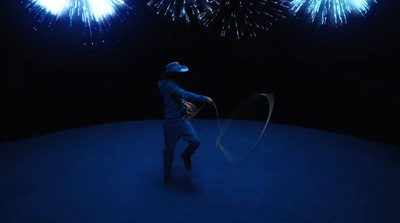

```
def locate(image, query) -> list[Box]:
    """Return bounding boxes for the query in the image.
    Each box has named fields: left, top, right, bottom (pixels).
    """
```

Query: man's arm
left=169, top=81, right=208, bottom=104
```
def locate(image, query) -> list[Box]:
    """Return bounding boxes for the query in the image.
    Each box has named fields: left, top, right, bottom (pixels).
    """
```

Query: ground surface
left=1, top=120, right=399, bottom=222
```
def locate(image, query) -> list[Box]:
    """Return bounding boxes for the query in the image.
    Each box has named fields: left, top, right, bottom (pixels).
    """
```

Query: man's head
left=165, top=62, right=188, bottom=73
left=160, top=62, right=190, bottom=82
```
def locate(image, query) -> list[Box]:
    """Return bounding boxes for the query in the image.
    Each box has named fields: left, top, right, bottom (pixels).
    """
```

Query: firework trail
left=200, top=0, right=289, bottom=39
left=147, top=0, right=210, bottom=23
left=290, top=0, right=377, bottom=26
left=26, top=0, right=132, bottom=36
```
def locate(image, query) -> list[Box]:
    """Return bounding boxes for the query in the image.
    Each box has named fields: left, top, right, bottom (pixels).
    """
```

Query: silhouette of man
left=157, top=62, right=213, bottom=186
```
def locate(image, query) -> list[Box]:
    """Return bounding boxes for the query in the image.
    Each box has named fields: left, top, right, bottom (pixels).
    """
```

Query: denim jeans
left=162, top=120, right=200, bottom=175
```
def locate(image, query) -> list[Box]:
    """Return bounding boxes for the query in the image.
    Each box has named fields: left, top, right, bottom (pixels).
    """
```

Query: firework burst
left=290, top=0, right=377, bottom=26
left=25, top=0, right=132, bottom=37
left=200, top=0, right=289, bottom=39
left=147, top=0, right=210, bottom=23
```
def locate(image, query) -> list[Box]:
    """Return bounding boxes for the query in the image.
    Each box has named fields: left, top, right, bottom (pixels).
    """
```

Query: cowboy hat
left=160, top=62, right=189, bottom=79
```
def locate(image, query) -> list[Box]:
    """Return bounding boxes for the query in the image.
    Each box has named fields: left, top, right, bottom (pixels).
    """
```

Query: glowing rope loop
left=186, top=93, right=274, bottom=164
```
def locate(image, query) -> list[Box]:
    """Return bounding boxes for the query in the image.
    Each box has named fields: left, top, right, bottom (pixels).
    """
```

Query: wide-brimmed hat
left=160, top=62, right=189, bottom=79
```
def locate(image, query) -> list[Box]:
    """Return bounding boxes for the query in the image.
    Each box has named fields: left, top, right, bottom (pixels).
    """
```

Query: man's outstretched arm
left=169, top=81, right=212, bottom=104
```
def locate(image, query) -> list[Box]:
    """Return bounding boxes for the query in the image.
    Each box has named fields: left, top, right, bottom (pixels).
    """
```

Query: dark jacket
left=157, top=79, right=207, bottom=120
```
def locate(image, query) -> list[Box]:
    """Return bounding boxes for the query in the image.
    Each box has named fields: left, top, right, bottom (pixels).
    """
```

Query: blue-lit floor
left=1, top=120, right=399, bottom=222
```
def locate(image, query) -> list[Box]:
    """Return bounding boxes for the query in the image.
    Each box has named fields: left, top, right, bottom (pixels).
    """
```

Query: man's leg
left=181, top=120, right=201, bottom=170
left=163, top=121, right=183, bottom=179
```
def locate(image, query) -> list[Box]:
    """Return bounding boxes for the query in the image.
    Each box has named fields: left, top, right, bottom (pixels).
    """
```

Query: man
left=157, top=62, right=213, bottom=186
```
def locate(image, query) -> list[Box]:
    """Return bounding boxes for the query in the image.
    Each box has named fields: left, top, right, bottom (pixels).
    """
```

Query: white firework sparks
left=147, top=0, right=210, bottom=23
left=26, top=0, right=131, bottom=36
left=201, top=0, right=289, bottom=39
left=290, top=0, right=377, bottom=26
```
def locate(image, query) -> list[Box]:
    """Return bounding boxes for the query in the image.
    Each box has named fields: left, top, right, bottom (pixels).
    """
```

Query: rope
left=185, top=93, right=275, bottom=163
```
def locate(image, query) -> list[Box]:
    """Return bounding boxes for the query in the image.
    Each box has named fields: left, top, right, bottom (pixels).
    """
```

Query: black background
left=1, top=0, right=399, bottom=146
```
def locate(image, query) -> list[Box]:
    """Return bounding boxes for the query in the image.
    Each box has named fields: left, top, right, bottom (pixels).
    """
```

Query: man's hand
left=206, top=97, right=214, bottom=104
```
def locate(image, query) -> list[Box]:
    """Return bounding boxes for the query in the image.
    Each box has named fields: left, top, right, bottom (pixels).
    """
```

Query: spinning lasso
left=184, top=93, right=275, bottom=164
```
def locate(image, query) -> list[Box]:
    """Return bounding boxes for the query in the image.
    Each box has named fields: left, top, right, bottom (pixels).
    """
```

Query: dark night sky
left=1, top=0, right=399, bottom=146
